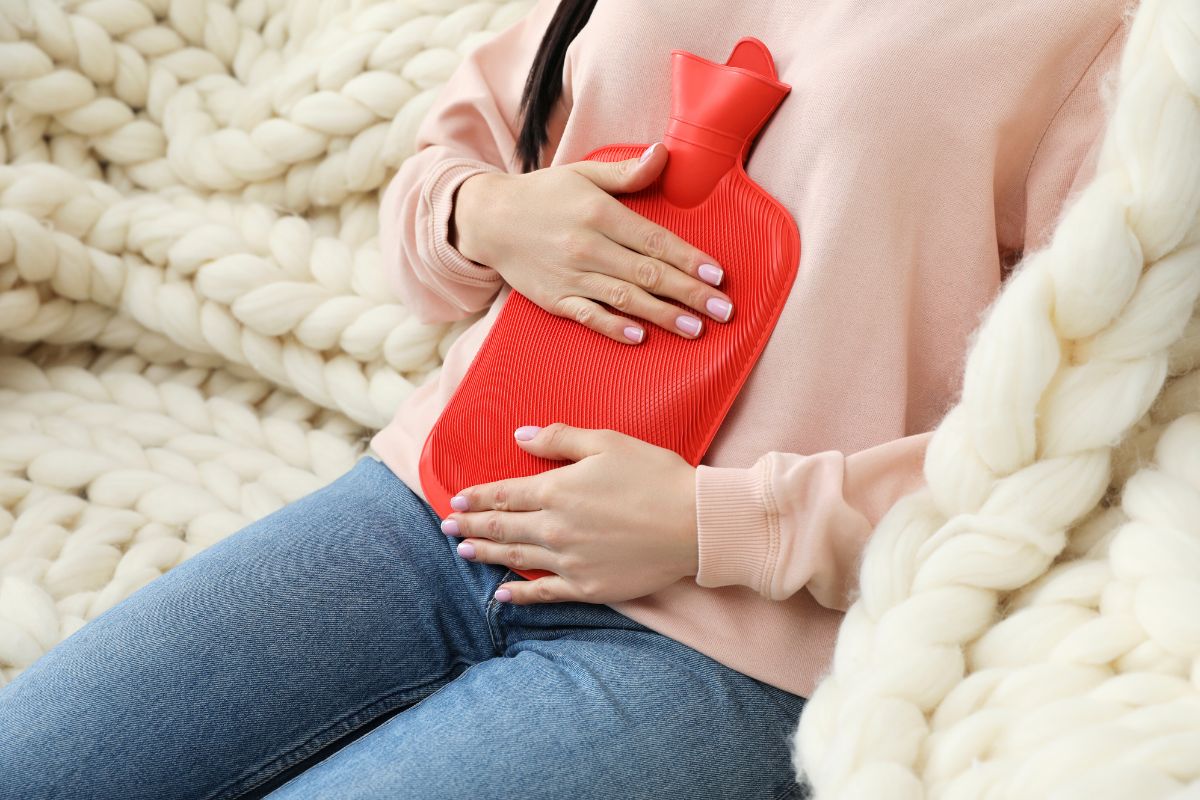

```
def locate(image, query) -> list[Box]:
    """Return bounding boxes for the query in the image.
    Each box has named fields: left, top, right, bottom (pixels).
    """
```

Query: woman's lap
left=0, top=456, right=809, bottom=800
left=269, top=629, right=808, bottom=800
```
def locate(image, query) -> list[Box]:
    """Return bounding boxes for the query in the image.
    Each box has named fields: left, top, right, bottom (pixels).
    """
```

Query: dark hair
left=512, top=0, right=597, bottom=174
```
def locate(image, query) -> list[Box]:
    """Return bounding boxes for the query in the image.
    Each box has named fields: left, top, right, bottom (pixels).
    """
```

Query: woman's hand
left=443, top=422, right=699, bottom=605
left=451, top=143, right=734, bottom=344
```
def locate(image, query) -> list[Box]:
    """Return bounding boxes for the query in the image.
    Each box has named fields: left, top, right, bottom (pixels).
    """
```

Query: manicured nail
left=450, top=495, right=469, bottom=511
left=495, top=588, right=512, bottom=603
left=639, top=142, right=659, bottom=163
left=457, top=541, right=475, bottom=559
left=698, top=263, right=723, bottom=286
left=441, top=518, right=460, bottom=535
left=624, top=326, right=644, bottom=343
left=514, top=425, right=542, bottom=441
left=706, top=297, right=732, bottom=322
left=676, top=315, right=702, bottom=335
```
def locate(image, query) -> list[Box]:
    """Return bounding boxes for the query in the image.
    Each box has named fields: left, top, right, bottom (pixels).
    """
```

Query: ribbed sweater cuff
left=694, top=460, right=775, bottom=596
left=426, top=157, right=506, bottom=286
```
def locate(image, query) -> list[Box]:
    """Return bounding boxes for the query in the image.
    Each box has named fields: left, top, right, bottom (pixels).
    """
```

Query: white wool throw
left=1, top=0, right=1198, bottom=796
left=0, top=0, right=535, bottom=683
left=793, top=0, right=1200, bottom=796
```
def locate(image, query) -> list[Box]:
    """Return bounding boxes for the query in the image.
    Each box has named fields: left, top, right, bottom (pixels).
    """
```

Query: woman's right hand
left=450, top=143, right=733, bottom=344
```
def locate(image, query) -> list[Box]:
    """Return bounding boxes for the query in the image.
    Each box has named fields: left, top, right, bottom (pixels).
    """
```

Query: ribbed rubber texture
left=420, top=142, right=800, bottom=580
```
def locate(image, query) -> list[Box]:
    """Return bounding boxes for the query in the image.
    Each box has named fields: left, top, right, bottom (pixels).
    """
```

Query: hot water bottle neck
left=420, top=36, right=800, bottom=581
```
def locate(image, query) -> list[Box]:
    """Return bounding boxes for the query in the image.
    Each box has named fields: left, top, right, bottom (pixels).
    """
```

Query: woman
left=0, top=0, right=1130, bottom=797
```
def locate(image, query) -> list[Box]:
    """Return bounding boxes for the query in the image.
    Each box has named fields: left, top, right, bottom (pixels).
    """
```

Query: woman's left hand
left=444, top=422, right=699, bottom=606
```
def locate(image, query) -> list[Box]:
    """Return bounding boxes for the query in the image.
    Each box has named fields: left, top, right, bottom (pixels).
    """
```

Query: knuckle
left=558, top=552, right=583, bottom=574
left=634, top=259, right=664, bottom=292
left=608, top=281, right=632, bottom=311
left=562, top=231, right=592, bottom=262
left=643, top=227, right=667, bottom=260
left=493, top=483, right=510, bottom=512
left=535, top=579, right=557, bottom=602
left=580, top=197, right=607, bottom=226
left=485, top=511, right=504, bottom=542
left=544, top=422, right=569, bottom=450
left=540, top=525, right=563, bottom=549
left=573, top=302, right=594, bottom=327
left=506, top=545, right=524, bottom=569
left=551, top=295, right=575, bottom=319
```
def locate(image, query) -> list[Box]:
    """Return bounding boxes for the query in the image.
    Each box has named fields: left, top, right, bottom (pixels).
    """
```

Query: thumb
left=513, top=422, right=610, bottom=462
left=571, top=141, right=666, bottom=195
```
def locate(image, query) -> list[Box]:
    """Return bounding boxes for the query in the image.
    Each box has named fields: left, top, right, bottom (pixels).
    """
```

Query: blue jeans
left=0, top=456, right=809, bottom=799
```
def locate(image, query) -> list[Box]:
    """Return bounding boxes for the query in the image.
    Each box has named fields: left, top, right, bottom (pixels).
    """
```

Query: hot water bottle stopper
left=420, top=36, right=800, bottom=581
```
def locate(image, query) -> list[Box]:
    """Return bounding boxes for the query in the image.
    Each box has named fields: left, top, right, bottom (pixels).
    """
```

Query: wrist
left=451, top=171, right=501, bottom=266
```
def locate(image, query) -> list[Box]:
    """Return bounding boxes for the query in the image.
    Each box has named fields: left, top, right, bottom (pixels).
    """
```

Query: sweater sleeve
left=378, top=0, right=562, bottom=324
left=694, top=432, right=932, bottom=611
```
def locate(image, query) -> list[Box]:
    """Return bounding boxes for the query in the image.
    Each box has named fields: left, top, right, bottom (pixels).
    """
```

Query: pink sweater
left=370, top=0, right=1132, bottom=698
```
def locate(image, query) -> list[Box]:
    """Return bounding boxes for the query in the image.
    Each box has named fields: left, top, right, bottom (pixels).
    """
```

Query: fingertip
left=697, top=262, right=724, bottom=286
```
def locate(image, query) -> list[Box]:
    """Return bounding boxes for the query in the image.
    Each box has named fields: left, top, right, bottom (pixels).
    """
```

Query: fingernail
left=441, top=517, right=460, bottom=535
left=457, top=541, right=475, bottom=559
left=676, top=315, right=702, bottom=336
left=639, top=142, right=659, bottom=163
left=450, top=495, right=469, bottom=512
left=624, top=326, right=644, bottom=343
left=706, top=297, right=732, bottom=322
left=495, top=588, right=512, bottom=603
left=514, top=425, right=542, bottom=441
left=698, top=263, right=723, bottom=286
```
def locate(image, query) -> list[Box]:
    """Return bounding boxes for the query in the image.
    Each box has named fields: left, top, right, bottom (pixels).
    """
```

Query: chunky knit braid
left=0, top=0, right=535, bottom=429
left=0, top=0, right=533, bottom=684
left=794, top=0, right=1200, bottom=795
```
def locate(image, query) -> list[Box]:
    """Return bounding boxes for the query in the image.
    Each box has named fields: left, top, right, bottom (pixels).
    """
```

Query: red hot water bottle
left=420, top=36, right=800, bottom=581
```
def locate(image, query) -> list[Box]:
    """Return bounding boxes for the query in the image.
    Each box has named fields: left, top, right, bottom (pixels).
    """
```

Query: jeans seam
left=485, top=569, right=514, bottom=654
left=205, top=665, right=471, bottom=800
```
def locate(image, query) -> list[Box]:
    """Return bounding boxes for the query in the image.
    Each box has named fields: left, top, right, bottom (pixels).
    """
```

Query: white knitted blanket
left=2, top=1, right=1198, bottom=797
left=794, top=0, right=1200, bottom=797
left=0, top=0, right=534, bottom=677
